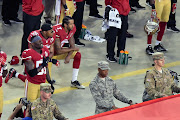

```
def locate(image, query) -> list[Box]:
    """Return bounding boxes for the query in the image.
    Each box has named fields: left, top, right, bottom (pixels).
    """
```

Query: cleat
left=154, top=43, right=167, bottom=52
left=146, top=45, right=154, bottom=55
left=5, top=68, right=16, bottom=83
left=71, top=80, right=85, bottom=89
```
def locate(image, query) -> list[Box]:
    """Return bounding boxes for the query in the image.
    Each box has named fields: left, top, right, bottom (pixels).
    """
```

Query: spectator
left=105, top=0, right=130, bottom=62
left=31, top=83, right=68, bottom=119
left=44, top=0, right=56, bottom=24
left=87, top=0, right=103, bottom=19
left=146, top=0, right=171, bottom=55
left=21, top=36, right=54, bottom=102
left=49, top=16, right=85, bottom=89
left=167, top=0, right=179, bottom=32
left=1, top=0, right=22, bottom=26
left=21, top=0, right=44, bottom=54
left=72, top=0, right=86, bottom=46
left=0, top=49, right=8, bottom=118
left=8, top=101, right=32, bottom=120
left=143, top=52, right=180, bottom=102
left=89, top=61, right=134, bottom=114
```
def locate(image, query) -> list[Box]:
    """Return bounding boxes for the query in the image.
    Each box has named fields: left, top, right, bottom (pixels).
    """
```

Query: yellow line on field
left=4, top=61, right=180, bottom=105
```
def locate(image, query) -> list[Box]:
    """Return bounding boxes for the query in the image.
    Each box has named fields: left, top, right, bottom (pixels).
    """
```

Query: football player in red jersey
left=5, top=23, right=59, bottom=85
left=49, top=16, right=85, bottom=89
left=21, top=35, right=54, bottom=102
left=0, top=49, right=8, bottom=118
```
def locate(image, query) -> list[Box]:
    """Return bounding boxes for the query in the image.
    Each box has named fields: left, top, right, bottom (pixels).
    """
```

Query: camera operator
left=8, top=99, right=32, bottom=120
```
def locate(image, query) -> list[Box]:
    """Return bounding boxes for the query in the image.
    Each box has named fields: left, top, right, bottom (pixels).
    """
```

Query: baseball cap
left=40, top=83, right=53, bottom=93
left=152, top=52, right=164, bottom=60
left=41, top=23, right=52, bottom=31
left=98, top=61, right=110, bottom=70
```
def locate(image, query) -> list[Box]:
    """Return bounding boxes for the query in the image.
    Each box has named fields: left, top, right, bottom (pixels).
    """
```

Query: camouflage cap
left=98, top=61, right=110, bottom=70
left=152, top=52, right=164, bottom=60
left=40, top=83, right=53, bottom=93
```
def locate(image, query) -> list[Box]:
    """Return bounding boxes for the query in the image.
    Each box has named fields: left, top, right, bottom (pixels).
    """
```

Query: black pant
left=86, top=0, right=99, bottom=15
left=106, top=15, right=128, bottom=58
left=1, top=0, right=20, bottom=20
left=72, top=1, right=85, bottom=42
left=167, top=0, right=177, bottom=28
left=21, top=12, right=43, bottom=54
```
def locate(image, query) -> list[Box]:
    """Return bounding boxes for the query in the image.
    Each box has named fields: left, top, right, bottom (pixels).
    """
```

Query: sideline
left=4, top=61, right=180, bottom=105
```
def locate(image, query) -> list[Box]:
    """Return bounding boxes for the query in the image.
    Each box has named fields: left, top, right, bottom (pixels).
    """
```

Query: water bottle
left=119, top=50, right=125, bottom=64
left=124, top=51, right=129, bottom=65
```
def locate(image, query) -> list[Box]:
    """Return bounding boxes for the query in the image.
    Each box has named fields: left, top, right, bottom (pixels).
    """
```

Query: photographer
left=8, top=99, right=32, bottom=120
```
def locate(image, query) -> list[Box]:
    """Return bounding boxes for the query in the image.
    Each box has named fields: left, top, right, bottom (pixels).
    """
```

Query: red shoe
left=5, top=68, right=16, bottom=83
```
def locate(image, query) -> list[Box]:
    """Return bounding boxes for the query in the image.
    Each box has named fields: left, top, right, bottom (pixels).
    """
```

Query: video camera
left=19, top=97, right=31, bottom=107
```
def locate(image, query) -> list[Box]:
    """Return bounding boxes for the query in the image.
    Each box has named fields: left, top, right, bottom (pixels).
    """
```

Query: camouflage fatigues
left=89, top=74, right=131, bottom=114
left=31, top=98, right=67, bottom=120
left=144, top=67, right=180, bottom=100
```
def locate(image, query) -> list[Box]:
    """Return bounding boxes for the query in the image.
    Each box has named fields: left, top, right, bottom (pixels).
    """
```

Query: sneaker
left=167, top=26, right=180, bottom=33
left=146, top=45, right=154, bottom=55
left=126, top=31, right=134, bottom=38
left=5, top=68, right=16, bottom=83
left=3, top=20, right=11, bottom=26
left=75, top=41, right=85, bottom=47
left=154, top=43, right=167, bottom=52
left=134, top=4, right=146, bottom=9
left=71, top=81, right=85, bottom=89
left=97, top=3, right=103, bottom=8
left=130, top=7, right=136, bottom=13
left=89, top=14, right=103, bottom=19
left=106, top=55, right=117, bottom=63
left=145, top=2, right=152, bottom=8
left=10, top=18, right=23, bottom=23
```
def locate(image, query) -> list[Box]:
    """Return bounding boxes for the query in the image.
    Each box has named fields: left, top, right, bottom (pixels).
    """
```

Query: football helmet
left=9, top=56, right=19, bottom=65
left=144, top=20, right=159, bottom=35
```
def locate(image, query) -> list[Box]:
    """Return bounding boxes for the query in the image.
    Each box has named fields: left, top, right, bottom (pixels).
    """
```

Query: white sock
left=15, top=73, right=19, bottom=78
left=147, top=44, right=152, bottom=47
left=155, top=40, right=161, bottom=45
left=72, top=69, right=79, bottom=82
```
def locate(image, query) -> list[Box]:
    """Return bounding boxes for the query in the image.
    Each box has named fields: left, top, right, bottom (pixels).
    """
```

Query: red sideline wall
left=78, top=94, right=180, bottom=120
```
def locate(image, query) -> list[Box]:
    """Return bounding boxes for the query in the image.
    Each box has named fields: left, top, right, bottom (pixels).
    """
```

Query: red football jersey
left=53, top=24, right=76, bottom=47
left=0, top=51, right=7, bottom=87
left=22, top=46, right=50, bottom=84
left=28, top=30, right=56, bottom=50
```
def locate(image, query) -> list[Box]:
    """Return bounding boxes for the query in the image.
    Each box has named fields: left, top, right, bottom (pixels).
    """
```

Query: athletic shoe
left=97, top=3, right=103, bottom=8
left=10, top=18, right=23, bottom=23
left=154, top=43, right=167, bottom=52
left=75, top=41, right=85, bottom=47
left=89, top=14, right=103, bottom=19
left=71, top=81, right=85, bottom=89
left=133, top=4, right=146, bottom=9
left=167, top=27, right=180, bottom=33
left=3, top=20, right=11, bottom=26
left=146, top=45, right=154, bottom=55
left=130, top=7, right=136, bottom=13
left=126, top=32, right=134, bottom=38
left=5, top=68, right=16, bottom=83
left=106, top=55, right=117, bottom=63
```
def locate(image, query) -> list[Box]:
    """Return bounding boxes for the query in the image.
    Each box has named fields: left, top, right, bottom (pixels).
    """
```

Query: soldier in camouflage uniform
left=31, top=83, right=68, bottom=120
left=89, top=61, right=134, bottom=114
left=143, top=52, right=180, bottom=101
